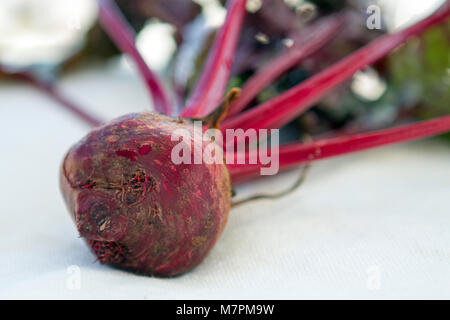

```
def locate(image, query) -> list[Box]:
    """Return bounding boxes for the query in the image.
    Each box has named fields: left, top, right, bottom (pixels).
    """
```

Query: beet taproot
left=60, top=113, right=231, bottom=276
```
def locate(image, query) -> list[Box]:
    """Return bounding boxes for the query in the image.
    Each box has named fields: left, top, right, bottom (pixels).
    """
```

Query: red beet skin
left=60, top=113, right=231, bottom=277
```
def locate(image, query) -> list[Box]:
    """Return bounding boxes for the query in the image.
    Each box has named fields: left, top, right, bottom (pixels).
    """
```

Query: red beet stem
left=222, top=2, right=450, bottom=132
left=180, top=0, right=247, bottom=118
left=228, top=115, right=450, bottom=184
left=1, top=67, right=102, bottom=127
left=226, top=13, right=345, bottom=118
left=97, top=0, right=172, bottom=115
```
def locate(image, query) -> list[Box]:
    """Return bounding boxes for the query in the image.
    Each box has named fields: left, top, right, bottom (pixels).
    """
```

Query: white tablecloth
left=1, top=66, right=449, bottom=299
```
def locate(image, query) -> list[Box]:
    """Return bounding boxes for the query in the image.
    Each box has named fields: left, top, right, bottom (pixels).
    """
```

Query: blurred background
left=0, top=0, right=448, bottom=137
left=0, top=0, right=449, bottom=299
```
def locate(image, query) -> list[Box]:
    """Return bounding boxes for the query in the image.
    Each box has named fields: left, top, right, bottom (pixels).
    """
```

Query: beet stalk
left=97, top=0, right=172, bottom=115
left=228, top=115, right=450, bottom=184
left=180, top=0, right=247, bottom=118
left=226, top=13, right=345, bottom=118
left=222, top=2, right=450, bottom=133
left=0, top=66, right=102, bottom=127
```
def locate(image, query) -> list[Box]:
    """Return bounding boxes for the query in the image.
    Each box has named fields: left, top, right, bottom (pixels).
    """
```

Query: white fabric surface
left=1, top=65, right=449, bottom=299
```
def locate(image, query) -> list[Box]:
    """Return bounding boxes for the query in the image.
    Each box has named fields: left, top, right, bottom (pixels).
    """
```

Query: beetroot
left=60, top=113, right=231, bottom=276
